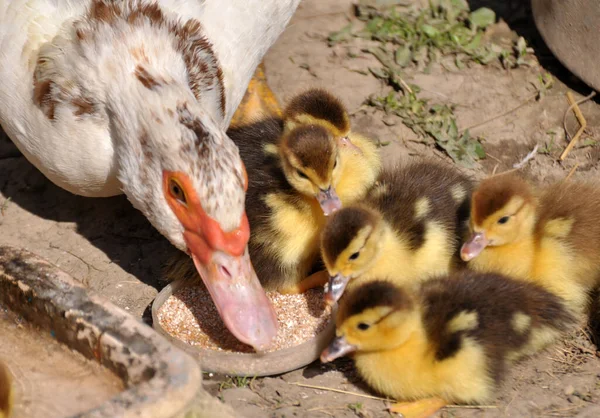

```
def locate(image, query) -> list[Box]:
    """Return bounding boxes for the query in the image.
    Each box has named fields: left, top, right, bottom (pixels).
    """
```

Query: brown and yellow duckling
left=320, top=161, right=472, bottom=304
left=460, top=172, right=600, bottom=314
left=321, top=272, right=576, bottom=418
left=165, top=88, right=381, bottom=294
left=0, top=360, right=12, bottom=418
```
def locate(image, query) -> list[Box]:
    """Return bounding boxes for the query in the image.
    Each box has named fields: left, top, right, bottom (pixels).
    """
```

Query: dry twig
left=289, top=382, right=497, bottom=410
left=564, top=163, right=580, bottom=182
left=560, top=91, right=596, bottom=160
left=289, top=382, right=390, bottom=401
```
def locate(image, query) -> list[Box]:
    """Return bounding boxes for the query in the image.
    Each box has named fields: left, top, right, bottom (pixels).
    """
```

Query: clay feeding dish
left=152, top=279, right=336, bottom=377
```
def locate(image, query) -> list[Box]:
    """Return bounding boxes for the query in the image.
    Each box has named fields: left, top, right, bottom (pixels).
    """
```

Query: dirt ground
left=1, top=0, right=600, bottom=417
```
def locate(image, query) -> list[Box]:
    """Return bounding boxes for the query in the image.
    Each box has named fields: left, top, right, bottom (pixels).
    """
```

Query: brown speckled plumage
left=33, top=0, right=225, bottom=122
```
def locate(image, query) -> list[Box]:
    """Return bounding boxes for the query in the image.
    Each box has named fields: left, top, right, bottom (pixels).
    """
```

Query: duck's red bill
left=191, top=251, right=278, bottom=351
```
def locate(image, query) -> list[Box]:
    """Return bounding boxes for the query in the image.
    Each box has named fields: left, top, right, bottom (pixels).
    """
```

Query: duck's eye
left=497, top=216, right=510, bottom=225
left=297, top=170, right=308, bottom=180
left=349, top=252, right=360, bottom=261
left=357, top=322, right=370, bottom=331
left=169, top=179, right=187, bottom=205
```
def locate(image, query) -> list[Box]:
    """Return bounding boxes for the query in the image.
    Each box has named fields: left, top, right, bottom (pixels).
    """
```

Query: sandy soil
left=1, top=0, right=599, bottom=417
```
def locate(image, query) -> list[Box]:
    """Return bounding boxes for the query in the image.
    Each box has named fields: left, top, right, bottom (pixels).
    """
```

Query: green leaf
left=327, top=24, right=353, bottom=45
left=368, top=67, right=388, bottom=79
left=463, top=32, right=482, bottom=52
left=469, top=7, right=496, bottom=28
left=515, top=36, right=527, bottom=56
left=473, top=140, right=486, bottom=158
left=421, top=24, right=440, bottom=38
left=395, top=45, right=412, bottom=67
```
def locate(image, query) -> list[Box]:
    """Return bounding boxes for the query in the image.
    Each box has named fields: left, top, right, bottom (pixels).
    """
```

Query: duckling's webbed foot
left=279, top=270, right=330, bottom=294
left=230, top=62, right=282, bottom=128
left=388, top=398, right=446, bottom=418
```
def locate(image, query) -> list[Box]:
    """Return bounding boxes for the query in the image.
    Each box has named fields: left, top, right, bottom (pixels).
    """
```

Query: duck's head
left=279, top=124, right=343, bottom=215
left=320, top=206, right=385, bottom=304
left=321, top=280, right=417, bottom=362
left=461, top=173, right=536, bottom=262
left=119, top=97, right=277, bottom=351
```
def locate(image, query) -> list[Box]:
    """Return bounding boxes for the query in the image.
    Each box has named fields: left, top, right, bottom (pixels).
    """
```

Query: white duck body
left=0, top=0, right=301, bottom=350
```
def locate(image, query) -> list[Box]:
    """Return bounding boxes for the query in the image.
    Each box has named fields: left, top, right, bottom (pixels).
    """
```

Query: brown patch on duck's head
left=135, top=65, right=162, bottom=90
left=321, top=206, right=378, bottom=268
left=83, top=1, right=226, bottom=117
left=284, top=88, right=350, bottom=137
left=281, top=124, right=336, bottom=183
left=341, top=280, right=413, bottom=321
left=471, top=173, right=534, bottom=226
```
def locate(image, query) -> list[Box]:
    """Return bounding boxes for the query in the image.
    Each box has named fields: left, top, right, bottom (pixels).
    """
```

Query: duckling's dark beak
left=460, top=232, right=489, bottom=261
left=324, top=273, right=351, bottom=306
left=320, top=336, right=356, bottom=362
left=190, top=249, right=278, bottom=351
left=317, top=186, right=342, bottom=216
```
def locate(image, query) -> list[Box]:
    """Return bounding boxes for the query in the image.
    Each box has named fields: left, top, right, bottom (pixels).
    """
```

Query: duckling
left=165, top=89, right=381, bottom=294
left=321, top=272, right=576, bottom=418
left=321, top=161, right=472, bottom=304
left=0, top=360, right=12, bottom=418
left=282, top=88, right=381, bottom=205
left=460, top=172, right=600, bottom=315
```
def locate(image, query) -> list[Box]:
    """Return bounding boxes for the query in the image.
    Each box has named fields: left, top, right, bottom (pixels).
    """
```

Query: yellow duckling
left=165, top=89, right=381, bottom=294
left=320, top=161, right=472, bottom=304
left=321, top=272, right=576, bottom=418
left=0, top=360, right=12, bottom=418
left=460, top=172, right=600, bottom=315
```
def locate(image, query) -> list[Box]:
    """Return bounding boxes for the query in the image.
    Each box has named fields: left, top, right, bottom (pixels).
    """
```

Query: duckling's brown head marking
left=461, top=173, right=536, bottom=261
left=282, top=125, right=335, bottom=181
left=471, top=174, right=533, bottom=226
left=341, top=280, right=413, bottom=320
left=283, top=88, right=350, bottom=137
left=279, top=124, right=343, bottom=214
left=322, top=280, right=419, bottom=358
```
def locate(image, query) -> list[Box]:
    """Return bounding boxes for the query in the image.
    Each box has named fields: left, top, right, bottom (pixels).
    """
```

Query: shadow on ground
left=0, top=128, right=177, bottom=292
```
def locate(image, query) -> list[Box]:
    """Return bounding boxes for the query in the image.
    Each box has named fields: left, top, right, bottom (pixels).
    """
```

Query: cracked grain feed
left=158, top=285, right=331, bottom=353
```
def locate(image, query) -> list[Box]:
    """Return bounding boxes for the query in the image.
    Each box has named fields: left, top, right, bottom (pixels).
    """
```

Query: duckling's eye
left=333, top=158, right=338, bottom=169
left=349, top=252, right=360, bottom=261
left=296, top=169, right=308, bottom=180
left=169, top=179, right=187, bottom=205
left=357, top=322, right=370, bottom=331
left=497, top=216, right=510, bottom=225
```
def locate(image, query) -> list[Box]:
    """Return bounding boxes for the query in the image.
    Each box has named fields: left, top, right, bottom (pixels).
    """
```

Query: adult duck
left=0, top=0, right=301, bottom=350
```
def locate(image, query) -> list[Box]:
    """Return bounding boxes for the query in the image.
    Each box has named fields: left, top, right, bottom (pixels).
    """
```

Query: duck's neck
left=192, top=0, right=301, bottom=126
